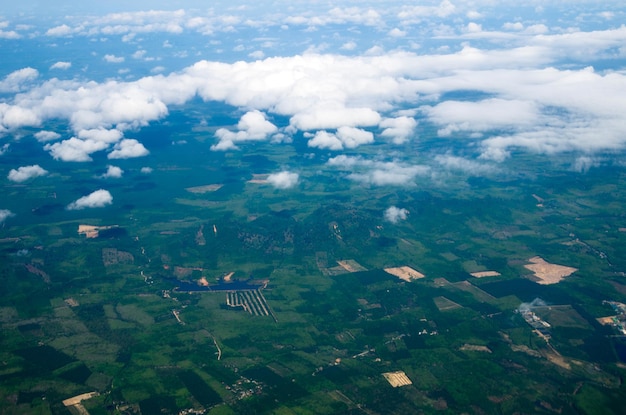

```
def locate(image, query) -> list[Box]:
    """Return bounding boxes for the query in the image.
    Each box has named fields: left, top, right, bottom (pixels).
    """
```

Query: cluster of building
left=599, top=301, right=626, bottom=335
left=519, top=309, right=551, bottom=341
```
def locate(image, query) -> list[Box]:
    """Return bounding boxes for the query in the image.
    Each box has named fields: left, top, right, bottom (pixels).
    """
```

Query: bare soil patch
left=337, top=260, right=367, bottom=273
left=470, top=271, right=501, bottom=278
left=185, top=184, right=223, bottom=193
left=382, top=371, right=413, bottom=387
left=524, top=256, right=577, bottom=285
left=78, top=224, right=116, bottom=238
left=248, top=174, right=269, bottom=184
left=384, top=266, right=424, bottom=282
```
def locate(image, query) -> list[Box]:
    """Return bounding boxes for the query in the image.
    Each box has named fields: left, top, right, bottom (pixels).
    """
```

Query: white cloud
left=249, top=50, right=265, bottom=60
left=307, top=127, right=374, bottom=150
left=140, top=166, right=153, bottom=174
left=327, top=155, right=430, bottom=186
left=379, top=116, right=417, bottom=144
left=467, top=22, right=482, bottom=33
left=108, top=138, right=149, bottom=159
left=212, top=110, right=277, bottom=151
left=398, top=1, right=457, bottom=22
left=267, top=171, right=299, bottom=189
left=0, top=209, right=14, bottom=224
left=1, top=25, right=626, bottom=166
left=384, top=206, right=409, bottom=224
left=78, top=128, right=123, bottom=143
left=45, top=24, right=73, bottom=37
left=45, top=137, right=109, bottom=162
left=67, top=189, right=113, bottom=210
left=0, top=30, right=20, bottom=39
left=50, top=61, right=71, bottom=70
left=34, top=130, right=61, bottom=142
left=388, top=28, right=407, bottom=38
left=0, top=143, right=9, bottom=155
left=104, top=54, right=125, bottom=63
left=572, top=156, right=599, bottom=173
left=307, top=131, right=343, bottom=151
left=423, top=99, right=540, bottom=137
left=0, top=67, right=38, bottom=93
left=100, top=165, right=123, bottom=178
left=7, top=165, right=48, bottom=182
left=341, top=41, right=357, bottom=50
left=434, top=155, right=497, bottom=176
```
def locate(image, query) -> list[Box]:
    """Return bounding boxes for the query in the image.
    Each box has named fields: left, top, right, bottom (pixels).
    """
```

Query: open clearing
left=524, top=256, right=577, bottom=285
left=383, top=371, right=413, bottom=387
left=78, top=225, right=116, bottom=238
left=185, top=184, right=223, bottom=193
left=337, top=260, right=367, bottom=273
left=433, top=296, right=462, bottom=311
left=384, top=266, right=424, bottom=282
left=470, top=271, right=501, bottom=278
left=248, top=174, right=269, bottom=184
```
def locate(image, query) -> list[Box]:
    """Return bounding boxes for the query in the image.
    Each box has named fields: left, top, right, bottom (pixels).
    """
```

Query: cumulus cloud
left=0, top=68, right=38, bottom=93
left=108, top=138, right=149, bottom=159
left=50, top=61, right=71, bottom=70
left=100, top=165, right=123, bottom=178
left=45, top=137, right=109, bottom=162
left=384, top=206, right=409, bottom=224
left=307, top=127, right=374, bottom=150
left=34, top=130, right=61, bottom=142
left=140, top=166, right=153, bottom=174
left=267, top=171, right=299, bottom=189
left=45, top=24, right=73, bottom=37
left=379, top=116, right=417, bottom=144
left=104, top=54, right=125, bottom=63
left=67, top=189, right=113, bottom=210
left=8, top=165, right=48, bottom=182
left=0, top=209, right=14, bottom=224
left=212, top=110, right=277, bottom=151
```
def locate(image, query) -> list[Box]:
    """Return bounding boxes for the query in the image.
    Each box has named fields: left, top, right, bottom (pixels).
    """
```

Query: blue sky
left=0, top=1, right=625, bottom=203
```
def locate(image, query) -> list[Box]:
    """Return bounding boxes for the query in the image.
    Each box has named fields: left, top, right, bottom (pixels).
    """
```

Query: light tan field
left=383, top=371, right=413, bottom=387
left=248, top=174, right=269, bottom=184
left=337, top=260, right=367, bottom=273
left=78, top=224, right=115, bottom=238
left=597, top=316, right=617, bottom=325
left=185, top=184, right=223, bottom=193
left=524, top=256, right=577, bottom=285
left=460, top=344, right=492, bottom=353
left=384, top=266, right=424, bottom=282
left=63, top=391, right=98, bottom=407
left=470, top=271, right=501, bottom=278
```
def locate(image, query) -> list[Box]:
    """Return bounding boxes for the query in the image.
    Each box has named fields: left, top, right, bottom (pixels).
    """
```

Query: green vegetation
left=2, top=130, right=626, bottom=414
